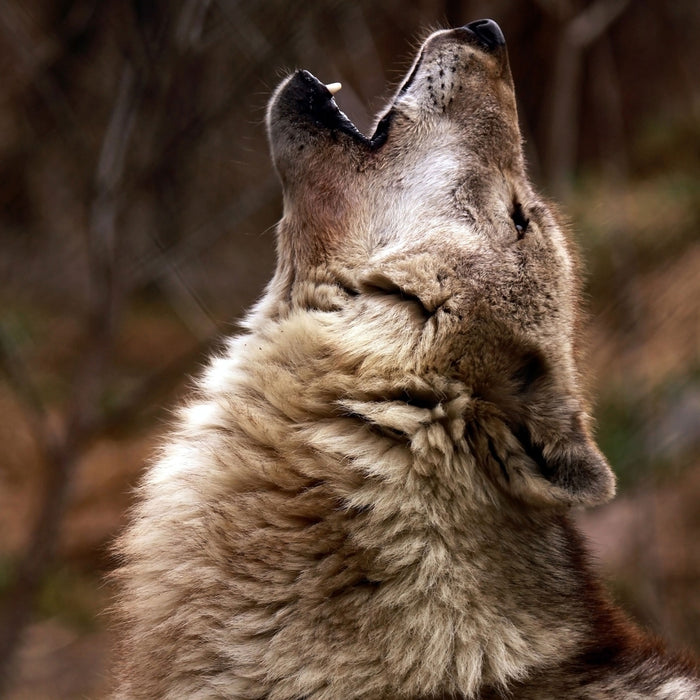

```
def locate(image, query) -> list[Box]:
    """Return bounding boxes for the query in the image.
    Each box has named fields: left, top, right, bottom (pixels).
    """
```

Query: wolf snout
left=464, top=19, right=506, bottom=51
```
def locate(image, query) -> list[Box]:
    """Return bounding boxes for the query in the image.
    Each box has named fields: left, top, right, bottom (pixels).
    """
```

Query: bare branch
left=97, top=336, right=223, bottom=439
left=542, top=0, right=633, bottom=195
left=0, top=55, right=142, bottom=697
left=157, top=263, right=221, bottom=340
left=568, top=0, right=633, bottom=48
left=530, top=0, right=575, bottom=22
left=69, top=61, right=141, bottom=439
left=0, top=3, right=76, bottom=126
left=127, top=178, right=280, bottom=289
left=175, top=0, right=213, bottom=50
left=0, top=328, right=55, bottom=451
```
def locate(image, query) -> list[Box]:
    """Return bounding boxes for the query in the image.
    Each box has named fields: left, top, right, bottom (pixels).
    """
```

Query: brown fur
left=112, top=22, right=699, bottom=699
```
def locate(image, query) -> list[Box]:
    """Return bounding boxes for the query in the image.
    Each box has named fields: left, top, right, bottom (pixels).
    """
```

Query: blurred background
left=0, top=0, right=698, bottom=697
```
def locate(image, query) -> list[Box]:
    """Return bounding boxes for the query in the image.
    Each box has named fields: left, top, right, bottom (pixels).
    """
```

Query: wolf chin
left=113, top=19, right=699, bottom=699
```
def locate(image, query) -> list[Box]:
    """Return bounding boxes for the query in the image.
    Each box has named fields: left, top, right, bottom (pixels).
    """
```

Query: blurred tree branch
left=0, top=54, right=141, bottom=695
left=0, top=2, right=77, bottom=129
left=537, top=0, right=632, bottom=196
left=0, top=1, right=697, bottom=694
left=0, top=337, right=77, bottom=694
left=0, top=1, right=227, bottom=692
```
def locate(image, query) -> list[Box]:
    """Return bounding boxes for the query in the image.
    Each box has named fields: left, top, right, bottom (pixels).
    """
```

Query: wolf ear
left=476, top=347, right=616, bottom=509
left=503, top=413, right=616, bottom=508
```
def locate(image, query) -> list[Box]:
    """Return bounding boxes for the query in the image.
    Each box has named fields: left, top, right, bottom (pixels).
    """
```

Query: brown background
left=0, top=1, right=699, bottom=697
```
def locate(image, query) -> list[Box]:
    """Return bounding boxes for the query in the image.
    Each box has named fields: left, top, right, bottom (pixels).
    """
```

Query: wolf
left=112, top=19, right=699, bottom=699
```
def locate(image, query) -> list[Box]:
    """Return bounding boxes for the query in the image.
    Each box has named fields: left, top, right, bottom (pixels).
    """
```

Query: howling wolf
left=113, top=19, right=699, bottom=699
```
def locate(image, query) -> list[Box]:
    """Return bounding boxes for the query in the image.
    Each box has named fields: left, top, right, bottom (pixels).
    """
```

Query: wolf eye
left=511, top=202, right=529, bottom=239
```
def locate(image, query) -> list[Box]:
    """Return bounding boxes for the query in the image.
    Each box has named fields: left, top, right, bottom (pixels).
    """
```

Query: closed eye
left=511, top=202, right=529, bottom=239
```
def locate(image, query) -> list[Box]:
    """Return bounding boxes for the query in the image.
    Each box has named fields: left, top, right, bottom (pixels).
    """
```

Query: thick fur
left=112, top=24, right=699, bottom=699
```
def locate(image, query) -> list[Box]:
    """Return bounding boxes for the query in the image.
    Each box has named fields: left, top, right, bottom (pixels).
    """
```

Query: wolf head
left=263, top=20, right=615, bottom=510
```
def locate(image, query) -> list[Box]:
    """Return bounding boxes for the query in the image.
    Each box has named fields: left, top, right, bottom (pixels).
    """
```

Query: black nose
left=465, top=19, right=506, bottom=50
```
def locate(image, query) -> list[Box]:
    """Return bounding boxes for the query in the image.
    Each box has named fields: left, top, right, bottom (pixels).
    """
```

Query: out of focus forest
left=0, top=0, right=698, bottom=697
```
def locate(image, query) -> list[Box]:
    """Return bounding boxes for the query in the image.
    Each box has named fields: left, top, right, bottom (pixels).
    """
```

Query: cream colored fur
left=113, top=23, right=699, bottom=699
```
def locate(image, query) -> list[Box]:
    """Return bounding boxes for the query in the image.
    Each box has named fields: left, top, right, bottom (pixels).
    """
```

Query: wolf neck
left=325, top=423, right=600, bottom=695
left=218, top=323, right=602, bottom=697
left=329, top=429, right=595, bottom=695
left=219, top=315, right=700, bottom=698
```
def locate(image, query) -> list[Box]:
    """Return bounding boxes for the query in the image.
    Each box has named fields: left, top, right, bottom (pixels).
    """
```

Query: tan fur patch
left=112, top=21, right=698, bottom=699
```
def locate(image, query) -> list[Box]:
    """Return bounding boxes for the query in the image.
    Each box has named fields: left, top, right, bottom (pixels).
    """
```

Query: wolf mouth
left=286, top=19, right=506, bottom=152
left=281, top=69, right=401, bottom=151
left=281, top=70, right=366, bottom=143
left=284, top=69, right=392, bottom=150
